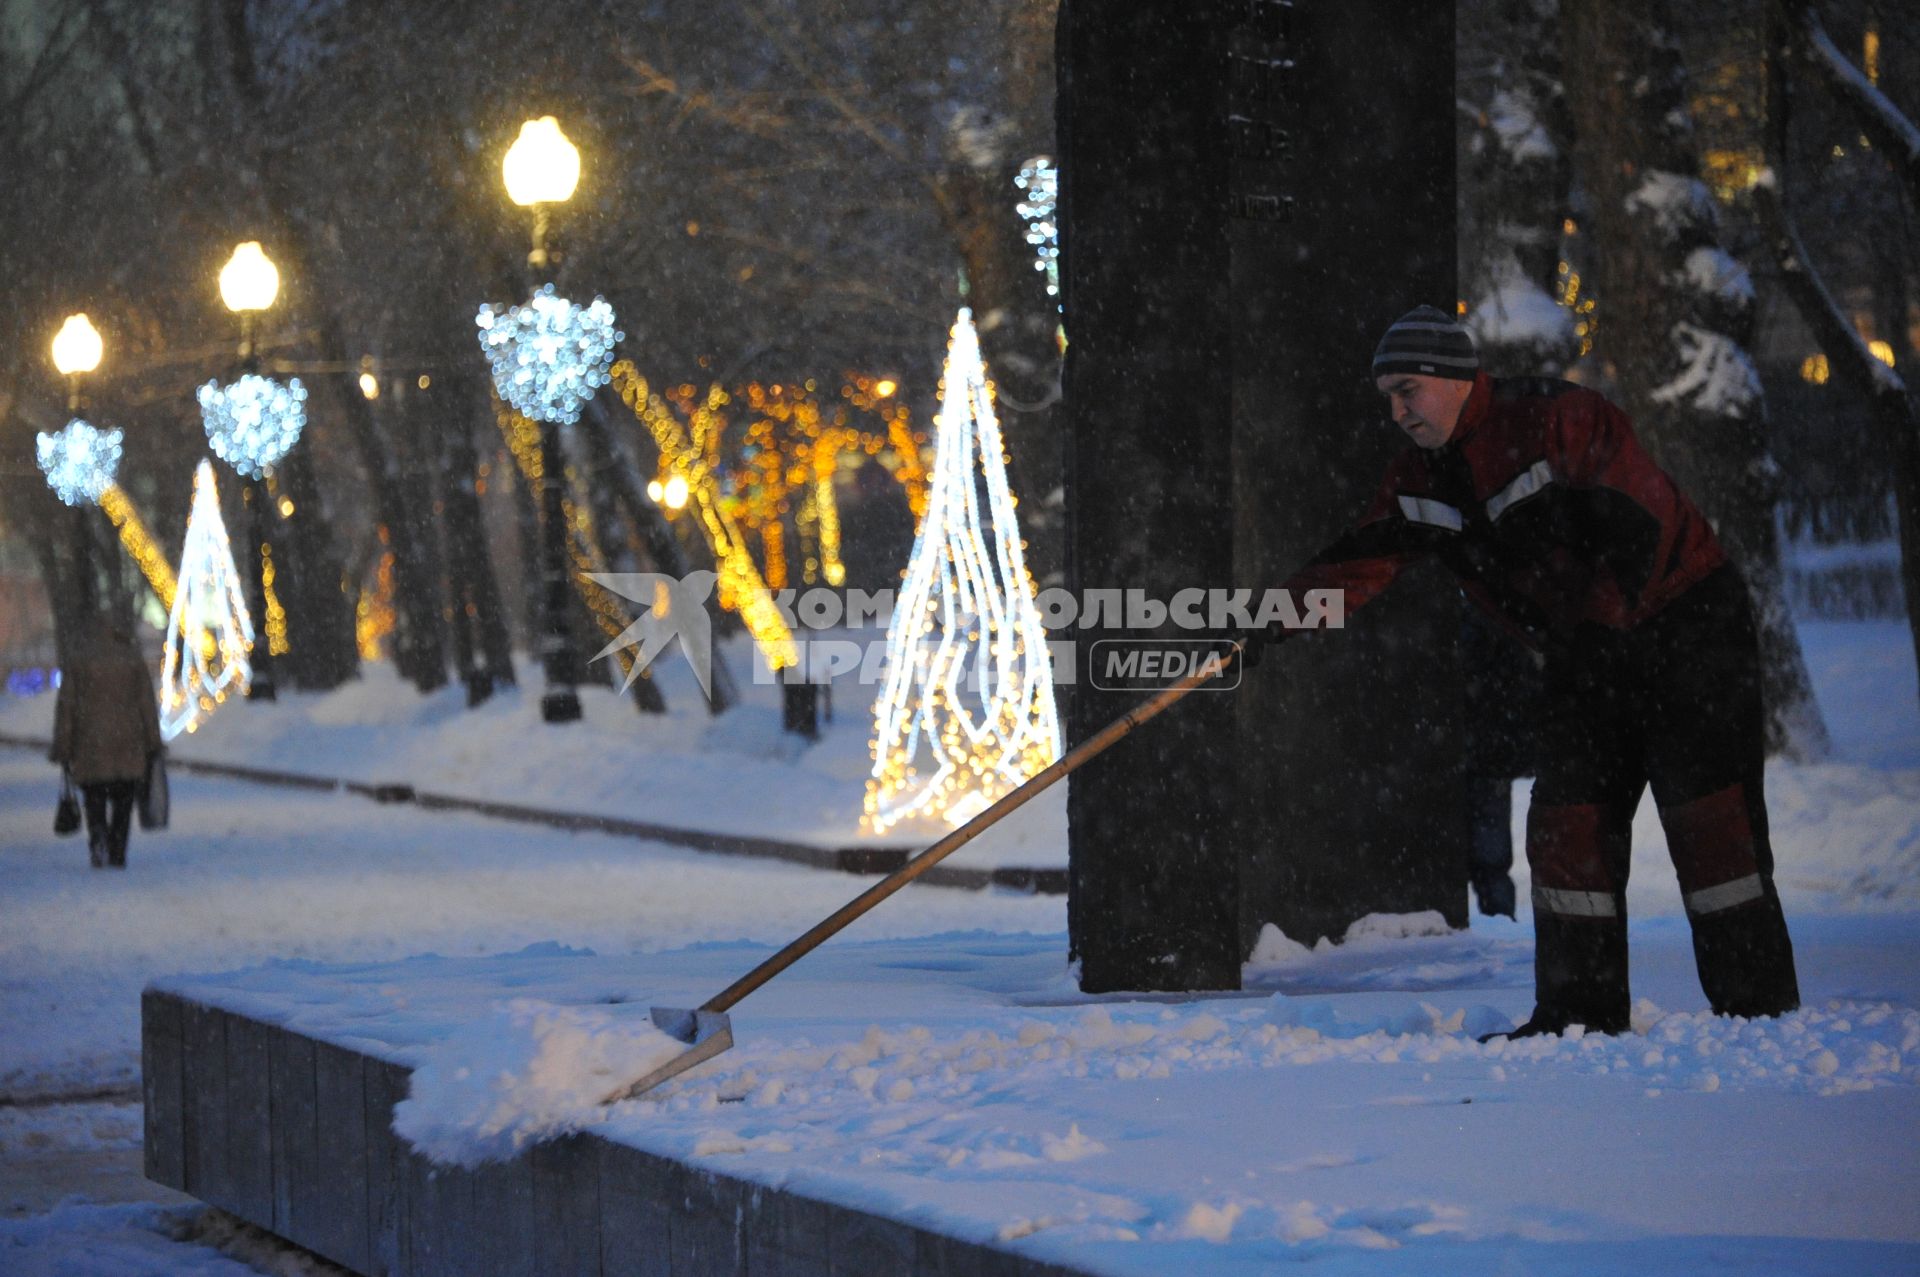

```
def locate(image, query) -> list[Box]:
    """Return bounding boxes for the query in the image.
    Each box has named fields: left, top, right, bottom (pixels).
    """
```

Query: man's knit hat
left=1371, top=305, right=1479, bottom=381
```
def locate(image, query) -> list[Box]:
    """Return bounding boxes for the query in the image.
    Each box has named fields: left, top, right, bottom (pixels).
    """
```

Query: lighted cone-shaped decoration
left=160, top=461, right=255, bottom=739
left=863, top=309, right=1061, bottom=833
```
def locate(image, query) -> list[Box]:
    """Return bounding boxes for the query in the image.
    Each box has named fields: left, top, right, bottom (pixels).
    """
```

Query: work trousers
left=82, top=779, right=139, bottom=869
left=1527, top=567, right=1800, bottom=1031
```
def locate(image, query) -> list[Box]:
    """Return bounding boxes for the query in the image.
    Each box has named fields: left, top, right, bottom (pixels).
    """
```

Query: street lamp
left=219, top=242, right=280, bottom=315
left=51, top=313, right=103, bottom=409
left=209, top=240, right=297, bottom=703
left=503, top=115, right=580, bottom=275
left=496, top=115, right=591, bottom=724
left=44, top=314, right=112, bottom=620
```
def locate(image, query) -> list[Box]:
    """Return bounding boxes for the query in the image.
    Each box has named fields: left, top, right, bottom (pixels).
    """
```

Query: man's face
left=1376, top=372, right=1471, bottom=449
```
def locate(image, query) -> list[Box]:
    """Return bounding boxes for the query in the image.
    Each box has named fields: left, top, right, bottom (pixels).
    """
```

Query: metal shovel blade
left=601, top=1007, right=734, bottom=1105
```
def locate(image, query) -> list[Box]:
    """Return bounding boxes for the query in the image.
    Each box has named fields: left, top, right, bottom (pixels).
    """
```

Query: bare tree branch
left=1798, top=3, right=1920, bottom=211
left=1762, top=0, right=1920, bottom=699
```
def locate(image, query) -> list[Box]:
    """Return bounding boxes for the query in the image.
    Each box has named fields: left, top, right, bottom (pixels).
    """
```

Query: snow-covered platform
left=142, top=975, right=1088, bottom=1276
left=144, top=920, right=1920, bottom=1276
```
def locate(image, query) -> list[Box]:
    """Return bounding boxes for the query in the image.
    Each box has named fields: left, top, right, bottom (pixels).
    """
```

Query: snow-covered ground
left=2, top=620, right=1917, bottom=1273
left=0, top=631, right=1068, bottom=868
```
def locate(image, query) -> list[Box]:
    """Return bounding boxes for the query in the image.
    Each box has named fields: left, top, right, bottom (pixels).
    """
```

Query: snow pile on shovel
left=393, top=999, right=686, bottom=1166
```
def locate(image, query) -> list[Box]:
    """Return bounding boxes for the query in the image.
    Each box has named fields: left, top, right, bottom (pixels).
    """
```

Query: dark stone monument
left=1061, top=0, right=1468, bottom=993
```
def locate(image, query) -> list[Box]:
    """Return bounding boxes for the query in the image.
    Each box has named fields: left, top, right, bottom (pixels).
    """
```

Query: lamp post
left=48, top=314, right=107, bottom=620
left=504, top=116, right=585, bottom=724
left=218, top=240, right=283, bottom=702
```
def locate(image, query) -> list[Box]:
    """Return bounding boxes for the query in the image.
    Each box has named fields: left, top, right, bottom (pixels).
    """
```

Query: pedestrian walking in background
left=49, top=621, right=163, bottom=869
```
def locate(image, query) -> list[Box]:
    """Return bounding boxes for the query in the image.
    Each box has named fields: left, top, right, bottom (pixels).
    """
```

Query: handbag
left=138, top=751, right=170, bottom=831
left=54, top=770, right=81, bottom=836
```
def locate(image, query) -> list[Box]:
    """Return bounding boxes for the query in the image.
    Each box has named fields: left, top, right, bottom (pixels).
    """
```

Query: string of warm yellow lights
left=259, top=542, right=290, bottom=657
left=733, top=383, right=860, bottom=589
left=610, top=362, right=799, bottom=671
left=356, top=535, right=397, bottom=661
left=845, top=373, right=929, bottom=519
left=97, top=483, right=178, bottom=611
left=1554, top=219, right=1600, bottom=361
left=493, top=397, right=660, bottom=687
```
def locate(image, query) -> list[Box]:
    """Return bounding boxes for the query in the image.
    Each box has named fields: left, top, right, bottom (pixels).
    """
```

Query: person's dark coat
left=50, top=626, right=162, bottom=785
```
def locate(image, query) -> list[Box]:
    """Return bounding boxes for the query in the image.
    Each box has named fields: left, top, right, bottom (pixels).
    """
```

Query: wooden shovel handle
left=702, top=647, right=1240, bottom=1015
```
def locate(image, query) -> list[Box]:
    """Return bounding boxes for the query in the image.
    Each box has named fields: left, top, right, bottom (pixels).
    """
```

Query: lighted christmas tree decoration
left=476, top=284, right=622, bottom=425
left=34, top=419, right=123, bottom=506
left=864, top=309, right=1061, bottom=833
left=1014, top=156, right=1060, bottom=304
left=198, top=375, right=307, bottom=478
left=160, top=461, right=255, bottom=740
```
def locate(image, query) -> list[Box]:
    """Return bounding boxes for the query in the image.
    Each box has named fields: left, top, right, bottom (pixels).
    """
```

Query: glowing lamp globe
left=503, top=117, right=580, bottom=207
left=51, top=314, right=103, bottom=376
left=219, top=242, right=280, bottom=313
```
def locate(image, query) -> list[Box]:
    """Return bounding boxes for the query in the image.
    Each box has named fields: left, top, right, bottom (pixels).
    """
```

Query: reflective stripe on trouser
left=1657, top=782, right=1800, bottom=1018
left=1526, top=802, right=1631, bottom=1032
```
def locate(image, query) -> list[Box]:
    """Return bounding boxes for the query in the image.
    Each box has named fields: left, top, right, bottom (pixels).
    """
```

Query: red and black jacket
left=1283, top=372, right=1725, bottom=649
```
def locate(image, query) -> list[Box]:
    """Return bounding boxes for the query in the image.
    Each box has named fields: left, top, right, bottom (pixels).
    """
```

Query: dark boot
left=1478, top=1006, right=1627, bottom=1043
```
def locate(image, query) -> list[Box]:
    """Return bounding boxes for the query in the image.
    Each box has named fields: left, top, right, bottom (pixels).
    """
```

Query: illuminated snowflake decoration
left=1014, top=155, right=1059, bottom=302
left=198, top=375, right=307, bottom=479
left=476, top=284, right=622, bottom=425
left=35, top=418, right=123, bottom=506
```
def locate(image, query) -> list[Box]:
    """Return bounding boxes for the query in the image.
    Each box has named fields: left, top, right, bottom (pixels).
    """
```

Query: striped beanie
left=1371, top=305, right=1480, bottom=381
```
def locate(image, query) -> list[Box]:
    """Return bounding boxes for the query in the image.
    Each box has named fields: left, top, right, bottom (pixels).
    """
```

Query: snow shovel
left=602, top=642, right=1246, bottom=1104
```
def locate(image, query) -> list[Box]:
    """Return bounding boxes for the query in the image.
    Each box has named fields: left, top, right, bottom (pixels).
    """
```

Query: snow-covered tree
left=1564, top=0, right=1829, bottom=758
left=1458, top=0, right=1579, bottom=375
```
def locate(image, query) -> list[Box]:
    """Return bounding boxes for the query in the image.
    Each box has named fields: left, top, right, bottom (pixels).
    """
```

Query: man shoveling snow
left=1247, top=306, right=1800, bottom=1040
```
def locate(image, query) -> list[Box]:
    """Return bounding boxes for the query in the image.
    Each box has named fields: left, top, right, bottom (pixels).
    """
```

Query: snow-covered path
left=0, top=759, right=1064, bottom=1102
left=1, top=619, right=1917, bottom=1273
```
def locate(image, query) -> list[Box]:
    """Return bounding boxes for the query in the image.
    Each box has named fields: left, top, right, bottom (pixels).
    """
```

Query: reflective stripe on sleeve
left=1532, top=886, right=1619, bottom=918
left=1683, top=873, right=1764, bottom=916
left=1486, top=460, right=1553, bottom=522
left=1397, top=495, right=1464, bottom=531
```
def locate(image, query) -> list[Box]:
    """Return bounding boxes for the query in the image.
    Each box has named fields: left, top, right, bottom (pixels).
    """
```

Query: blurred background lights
left=35, top=419, right=123, bottom=506
left=1014, top=156, right=1060, bottom=302
left=475, top=284, right=621, bottom=425
left=199, top=375, right=308, bottom=478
